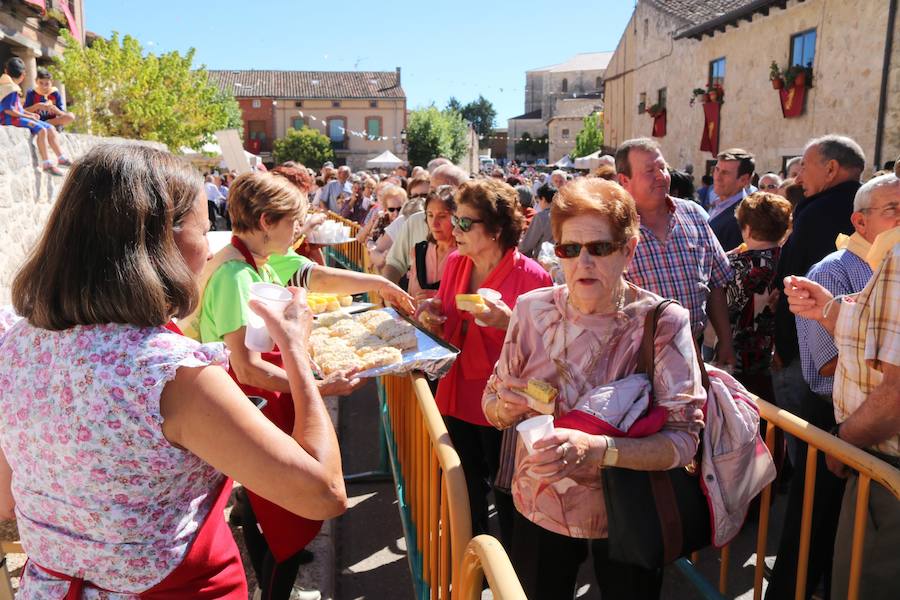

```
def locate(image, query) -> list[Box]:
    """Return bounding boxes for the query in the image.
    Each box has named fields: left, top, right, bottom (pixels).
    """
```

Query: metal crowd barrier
left=676, top=395, right=900, bottom=600
left=0, top=541, right=22, bottom=600
left=320, top=212, right=366, bottom=274
left=456, top=535, right=527, bottom=600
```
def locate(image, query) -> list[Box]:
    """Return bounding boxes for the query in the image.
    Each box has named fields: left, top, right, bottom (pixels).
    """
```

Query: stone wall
left=605, top=0, right=892, bottom=175
left=0, top=127, right=165, bottom=304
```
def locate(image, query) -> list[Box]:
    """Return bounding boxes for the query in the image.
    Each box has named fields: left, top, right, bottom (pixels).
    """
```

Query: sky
left=84, top=1, right=635, bottom=124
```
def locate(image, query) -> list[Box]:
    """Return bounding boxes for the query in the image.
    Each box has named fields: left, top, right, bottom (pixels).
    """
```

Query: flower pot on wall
left=793, top=71, right=807, bottom=88
left=771, top=77, right=784, bottom=90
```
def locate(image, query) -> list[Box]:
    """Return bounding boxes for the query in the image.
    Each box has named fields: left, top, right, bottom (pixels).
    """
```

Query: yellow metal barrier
left=688, top=395, right=900, bottom=600
left=382, top=373, right=473, bottom=598
left=456, top=535, right=527, bottom=600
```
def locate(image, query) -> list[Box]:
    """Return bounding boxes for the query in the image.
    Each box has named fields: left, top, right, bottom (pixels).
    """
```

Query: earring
left=264, top=233, right=270, bottom=244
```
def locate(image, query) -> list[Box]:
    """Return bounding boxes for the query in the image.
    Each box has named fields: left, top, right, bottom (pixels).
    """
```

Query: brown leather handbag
left=601, top=300, right=711, bottom=569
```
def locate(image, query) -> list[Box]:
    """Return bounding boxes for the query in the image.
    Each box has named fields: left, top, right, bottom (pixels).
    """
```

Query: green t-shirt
left=267, top=249, right=314, bottom=285
left=199, top=260, right=283, bottom=343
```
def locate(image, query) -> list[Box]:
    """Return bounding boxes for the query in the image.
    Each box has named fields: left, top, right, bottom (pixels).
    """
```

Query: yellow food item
left=524, top=379, right=558, bottom=415
left=456, top=294, right=486, bottom=313
left=339, top=295, right=353, bottom=307
left=325, top=300, right=341, bottom=312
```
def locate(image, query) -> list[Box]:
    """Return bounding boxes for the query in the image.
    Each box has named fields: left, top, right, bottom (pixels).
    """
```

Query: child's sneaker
left=57, top=156, right=73, bottom=167
left=41, top=162, right=63, bottom=176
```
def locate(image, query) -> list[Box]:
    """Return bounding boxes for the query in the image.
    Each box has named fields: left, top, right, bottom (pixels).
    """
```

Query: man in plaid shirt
left=615, top=138, right=736, bottom=367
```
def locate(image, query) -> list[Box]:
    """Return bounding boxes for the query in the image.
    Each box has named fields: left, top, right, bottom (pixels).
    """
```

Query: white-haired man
left=319, top=165, right=352, bottom=213
left=767, top=173, right=899, bottom=599
left=550, top=169, right=567, bottom=189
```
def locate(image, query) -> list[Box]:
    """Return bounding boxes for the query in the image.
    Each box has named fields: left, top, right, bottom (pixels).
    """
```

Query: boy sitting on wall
left=24, top=67, right=75, bottom=130
left=0, top=57, right=71, bottom=175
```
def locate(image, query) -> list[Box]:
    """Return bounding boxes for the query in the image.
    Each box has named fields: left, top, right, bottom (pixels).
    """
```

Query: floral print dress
left=0, top=317, right=229, bottom=598
left=725, top=247, right=781, bottom=376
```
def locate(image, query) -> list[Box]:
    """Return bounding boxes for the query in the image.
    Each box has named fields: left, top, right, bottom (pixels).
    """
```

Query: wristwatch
left=602, top=436, right=619, bottom=467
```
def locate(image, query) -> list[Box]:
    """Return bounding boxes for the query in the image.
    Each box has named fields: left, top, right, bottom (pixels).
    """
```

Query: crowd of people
left=0, top=127, right=897, bottom=600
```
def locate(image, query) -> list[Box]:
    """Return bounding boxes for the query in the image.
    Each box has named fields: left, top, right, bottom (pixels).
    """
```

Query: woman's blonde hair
left=228, top=171, right=307, bottom=234
left=551, top=178, right=639, bottom=243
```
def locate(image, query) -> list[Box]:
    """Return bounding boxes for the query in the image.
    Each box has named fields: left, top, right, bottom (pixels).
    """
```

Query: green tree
left=405, top=106, right=469, bottom=167
left=460, top=95, right=496, bottom=137
left=445, top=97, right=463, bottom=113
left=272, top=127, right=335, bottom=168
left=574, top=112, right=604, bottom=158
left=52, top=30, right=241, bottom=150
left=514, top=132, right=548, bottom=159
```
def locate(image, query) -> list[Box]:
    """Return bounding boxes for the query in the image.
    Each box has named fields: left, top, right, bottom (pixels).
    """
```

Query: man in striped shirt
left=768, top=175, right=897, bottom=599
left=615, top=138, right=736, bottom=367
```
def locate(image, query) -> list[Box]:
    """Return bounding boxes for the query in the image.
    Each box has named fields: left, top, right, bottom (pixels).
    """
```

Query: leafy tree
left=272, top=127, right=335, bottom=168
left=445, top=97, right=463, bottom=113
left=574, top=112, right=604, bottom=158
left=406, top=106, right=468, bottom=167
left=460, top=95, right=496, bottom=137
left=52, top=30, right=240, bottom=150
left=514, top=132, right=548, bottom=159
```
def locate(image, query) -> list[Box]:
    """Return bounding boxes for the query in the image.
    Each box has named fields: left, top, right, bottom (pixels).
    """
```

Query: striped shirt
left=797, top=248, right=872, bottom=396
left=833, top=243, right=900, bottom=457
left=627, top=196, right=732, bottom=335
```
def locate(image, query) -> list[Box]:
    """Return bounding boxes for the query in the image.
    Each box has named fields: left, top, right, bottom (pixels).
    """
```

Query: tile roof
left=648, top=0, right=763, bottom=27
left=509, top=109, right=543, bottom=121
left=206, top=70, right=405, bottom=99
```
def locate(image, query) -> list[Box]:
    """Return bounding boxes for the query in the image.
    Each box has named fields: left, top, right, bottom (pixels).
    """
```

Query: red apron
left=28, top=323, right=246, bottom=598
left=228, top=236, right=324, bottom=562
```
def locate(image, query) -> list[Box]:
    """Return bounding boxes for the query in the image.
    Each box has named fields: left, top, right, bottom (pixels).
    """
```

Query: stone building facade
left=548, top=97, right=603, bottom=163
left=0, top=1, right=86, bottom=94
left=208, top=69, right=407, bottom=170
left=508, top=52, right=612, bottom=162
left=604, top=0, right=900, bottom=176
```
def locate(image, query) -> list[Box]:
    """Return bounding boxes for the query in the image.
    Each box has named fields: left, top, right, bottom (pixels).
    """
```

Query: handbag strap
left=635, top=299, right=676, bottom=379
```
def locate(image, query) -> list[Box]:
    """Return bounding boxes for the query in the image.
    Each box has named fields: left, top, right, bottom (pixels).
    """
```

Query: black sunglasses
left=386, top=207, right=401, bottom=213
left=554, top=240, right=626, bottom=259
left=451, top=215, right=484, bottom=232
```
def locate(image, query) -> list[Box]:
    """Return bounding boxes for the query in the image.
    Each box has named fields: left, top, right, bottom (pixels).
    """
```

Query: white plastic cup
left=245, top=282, right=293, bottom=352
left=516, top=414, right=555, bottom=455
left=474, top=288, right=502, bottom=327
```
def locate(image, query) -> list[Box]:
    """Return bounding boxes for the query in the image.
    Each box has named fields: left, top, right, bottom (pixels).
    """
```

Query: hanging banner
left=652, top=110, right=667, bottom=138
left=779, top=85, right=806, bottom=118
left=700, top=101, right=720, bottom=155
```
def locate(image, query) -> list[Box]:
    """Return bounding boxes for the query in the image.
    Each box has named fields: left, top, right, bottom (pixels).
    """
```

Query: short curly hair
left=735, top=192, right=792, bottom=243
left=272, top=163, right=315, bottom=194
left=228, top=172, right=306, bottom=234
left=454, top=179, right=525, bottom=251
left=551, top=178, right=638, bottom=243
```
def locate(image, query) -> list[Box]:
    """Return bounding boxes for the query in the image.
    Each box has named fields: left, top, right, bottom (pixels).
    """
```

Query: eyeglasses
left=861, top=202, right=899, bottom=218
left=451, top=215, right=484, bottom=232
left=386, top=207, right=401, bottom=213
left=554, top=239, right=626, bottom=259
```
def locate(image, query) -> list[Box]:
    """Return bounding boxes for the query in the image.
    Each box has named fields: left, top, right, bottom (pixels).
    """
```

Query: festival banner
left=652, top=110, right=667, bottom=138
left=700, top=101, right=720, bottom=155
left=779, top=85, right=806, bottom=118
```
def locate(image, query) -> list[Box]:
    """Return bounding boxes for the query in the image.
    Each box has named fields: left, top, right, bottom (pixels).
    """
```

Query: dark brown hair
left=424, top=187, right=457, bottom=244
left=735, top=192, right=793, bottom=243
left=227, top=171, right=306, bottom=234
left=551, top=178, right=638, bottom=243
left=12, top=145, right=202, bottom=329
left=454, top=179, right=525, bottom=251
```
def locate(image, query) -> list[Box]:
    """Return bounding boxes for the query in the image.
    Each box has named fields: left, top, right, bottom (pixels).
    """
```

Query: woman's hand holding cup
left=247, top=286, right=313, bottom=355
left=522, top=428, right=606, bottom=485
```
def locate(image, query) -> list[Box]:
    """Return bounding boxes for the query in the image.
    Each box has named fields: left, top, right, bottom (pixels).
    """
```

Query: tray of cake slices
left=308, top=307, right=459, bottom=380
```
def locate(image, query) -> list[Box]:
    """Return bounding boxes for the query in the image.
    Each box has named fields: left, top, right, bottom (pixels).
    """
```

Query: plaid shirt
left=627, top=196, right=732, bottom=335
left=798, top=249, right=872, bottom=396
left=833, top=244, right=900, bottom=457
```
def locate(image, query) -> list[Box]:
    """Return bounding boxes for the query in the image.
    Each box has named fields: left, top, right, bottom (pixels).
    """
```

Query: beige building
left=508, top=52, right=612, bottom=162
left=208, top=69, right=407, bottom=169
left=0, top=1, right=86, bottom=92
left=604, top=0, right=900, bottom=176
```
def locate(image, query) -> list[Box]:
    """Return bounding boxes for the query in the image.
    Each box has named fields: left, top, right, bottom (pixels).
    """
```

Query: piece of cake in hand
left=456, top=293, right=487, bottom=314
left=523, top=379, right=558, bottom=415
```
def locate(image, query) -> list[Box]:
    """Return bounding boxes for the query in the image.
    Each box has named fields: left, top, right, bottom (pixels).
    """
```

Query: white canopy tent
left=365, top=150, right=404, bottom=169
left=554, top=154, right=575, bottom=169
left=573, top=150, right=603, bottom=170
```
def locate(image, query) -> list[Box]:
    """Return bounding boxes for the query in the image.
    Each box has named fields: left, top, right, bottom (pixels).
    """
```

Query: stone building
left=604, top=0, right=900, bottom=176
left=0, top=1, right=86, bottom=92
left=548, top=98, right=603, bottom=164
left=508, top=52, right=612, bottom=162
left=207, top=69, right=407, bottom=169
